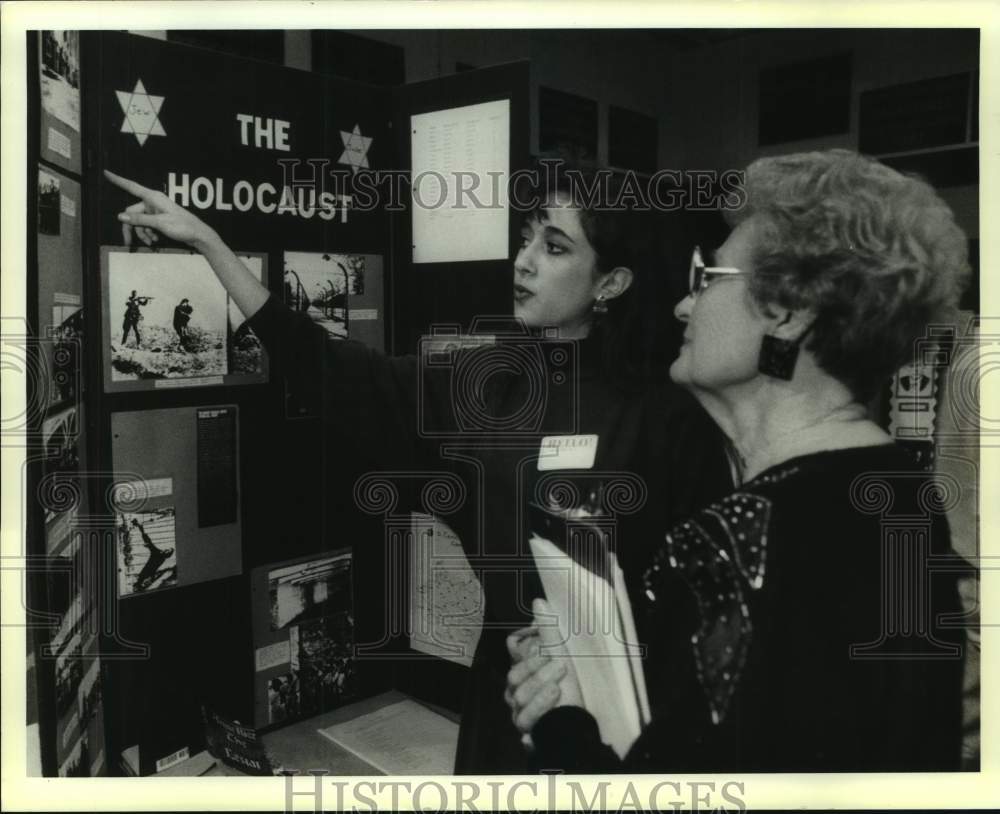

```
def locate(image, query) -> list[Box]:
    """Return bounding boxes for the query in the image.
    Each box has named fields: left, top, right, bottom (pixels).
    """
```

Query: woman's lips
left=513, top=284, right=533, bottom=302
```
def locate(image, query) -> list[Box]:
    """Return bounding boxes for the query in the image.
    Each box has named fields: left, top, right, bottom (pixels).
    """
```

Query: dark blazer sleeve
left=531, top=707, right=622, bottom=773
left=247, top=295, right=453, bottom=470
left=531, top=705, right=700, bottom=774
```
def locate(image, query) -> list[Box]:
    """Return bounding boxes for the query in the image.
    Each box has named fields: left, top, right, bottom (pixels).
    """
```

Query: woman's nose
left=514, top=244, right=535, bottom=276
left=673, top=293, right=694, bottom=322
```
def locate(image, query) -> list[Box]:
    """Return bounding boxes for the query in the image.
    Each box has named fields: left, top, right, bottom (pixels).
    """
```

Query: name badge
left=537, top=434, right=598, bottom=471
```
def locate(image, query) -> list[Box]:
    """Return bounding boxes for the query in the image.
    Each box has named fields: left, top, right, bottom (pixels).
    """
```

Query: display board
left=390, top=60, right=529, bottom=352
left=31, top=27, right=104, bottom=773
left=25, top=32, right=528, bottom=774
left=110, top=406, right=243, bottom=593
left=85, top=31, right=398, bottom=766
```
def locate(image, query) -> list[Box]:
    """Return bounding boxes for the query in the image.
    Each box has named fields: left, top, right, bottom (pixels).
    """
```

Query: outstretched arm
left=104, top=171, right=270, bottom=320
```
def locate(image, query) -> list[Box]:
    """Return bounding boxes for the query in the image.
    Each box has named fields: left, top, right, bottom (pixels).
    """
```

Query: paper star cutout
left=116, top=79, right=166, bottom=146
left=338, top=124, right=372, bottom=173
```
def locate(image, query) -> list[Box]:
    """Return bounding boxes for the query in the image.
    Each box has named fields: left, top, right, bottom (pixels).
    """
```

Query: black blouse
left=531, top=444, right=965, bottom=773
left=247, top=296, right=731, bottom=773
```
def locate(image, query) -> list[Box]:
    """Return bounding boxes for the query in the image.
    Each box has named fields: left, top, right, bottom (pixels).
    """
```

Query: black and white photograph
left=266, top=671, right=300, bottom=725
left=40, top=30, right=80, bottom=132
left=283, top=252, right=366, bottom=340
left=115, top=502, right=178, bottom=597
left=37, top=168, right=61, bottom=235
left=268, top=551, right=352, bottom=631
left=290, top=614, right=355, bottom=718
left=107, top=250, right=230, bottom=381
left=8, top=7, right=994, bottom=807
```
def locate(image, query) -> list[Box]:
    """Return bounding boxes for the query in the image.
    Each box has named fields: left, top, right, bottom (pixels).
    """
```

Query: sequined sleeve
left=642, top=491, right=773, bottom=725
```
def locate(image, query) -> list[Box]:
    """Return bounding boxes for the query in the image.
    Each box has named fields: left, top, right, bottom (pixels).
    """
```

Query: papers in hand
left=527, top=509, right=651, bottom=760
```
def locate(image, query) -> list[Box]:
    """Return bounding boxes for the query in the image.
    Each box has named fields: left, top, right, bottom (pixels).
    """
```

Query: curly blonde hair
left=728, top=149, right=971, bottom=399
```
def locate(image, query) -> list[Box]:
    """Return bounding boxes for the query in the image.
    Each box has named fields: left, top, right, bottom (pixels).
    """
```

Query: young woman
left=105, top=166, right=729, bottom=773
left=504, top=149, right=969, bottom=772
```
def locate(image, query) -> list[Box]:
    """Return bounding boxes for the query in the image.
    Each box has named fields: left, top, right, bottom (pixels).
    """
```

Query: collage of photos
left=105, top=250, right=266, bottom=385
left=265, top=552, right=355, bottom=724
left=40, top=30, right=80, bottom=132
left=115, top=479, right=179, bottom=597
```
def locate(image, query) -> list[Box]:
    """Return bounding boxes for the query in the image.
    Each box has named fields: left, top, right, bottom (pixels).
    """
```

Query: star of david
left=338, top=124, right=372, bottom=173
left=115, top=79, right=166, bottom=146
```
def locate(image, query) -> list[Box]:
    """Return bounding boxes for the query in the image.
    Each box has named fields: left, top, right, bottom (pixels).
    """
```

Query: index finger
left=104, top=170, right=157, bottom=200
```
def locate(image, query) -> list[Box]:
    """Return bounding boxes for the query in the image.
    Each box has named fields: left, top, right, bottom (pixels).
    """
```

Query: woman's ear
left=597, top=266, right=634, bottom=301
left=767, top=305, right=816, bottom=342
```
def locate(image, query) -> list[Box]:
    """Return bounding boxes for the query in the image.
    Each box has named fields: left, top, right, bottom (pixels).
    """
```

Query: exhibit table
left=131, top=691, right=460, bottom=777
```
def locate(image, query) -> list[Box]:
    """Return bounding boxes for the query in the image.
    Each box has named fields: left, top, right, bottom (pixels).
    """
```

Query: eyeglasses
left=689, top=245, right=747, bottom=297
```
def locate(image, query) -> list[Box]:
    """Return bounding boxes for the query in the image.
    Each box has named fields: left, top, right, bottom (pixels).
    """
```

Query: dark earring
left=758, top=334, right=800, bottom=380
left=592, top=295, right=608, bottom=316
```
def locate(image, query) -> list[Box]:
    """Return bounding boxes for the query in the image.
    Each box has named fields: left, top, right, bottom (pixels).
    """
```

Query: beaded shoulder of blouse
left=642, top=461, right=801, bottom=725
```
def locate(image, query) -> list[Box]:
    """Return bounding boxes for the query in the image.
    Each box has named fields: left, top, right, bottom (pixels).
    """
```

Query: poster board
left=100, top=248, right=268, bottom=392
left=110, top=405, right=243, bottom=594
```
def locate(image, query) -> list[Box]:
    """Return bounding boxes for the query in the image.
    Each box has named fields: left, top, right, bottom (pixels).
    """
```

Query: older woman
left=505, top=149, right=970, bottom=772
